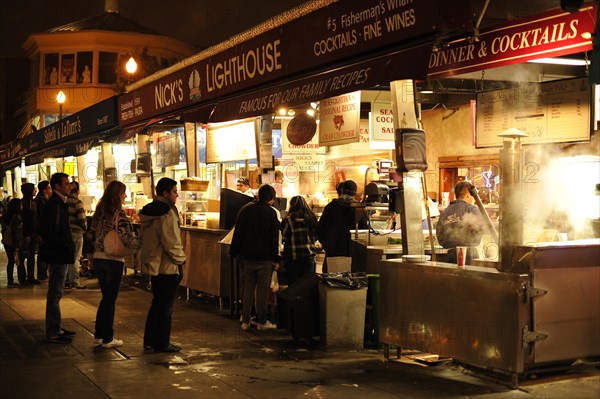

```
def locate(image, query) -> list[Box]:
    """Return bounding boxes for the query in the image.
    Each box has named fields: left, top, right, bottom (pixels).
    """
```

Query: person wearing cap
left=236, top=177, right=255, bottom=197
left=20, top=182, right=41, bottom=285
left=316, top=180, right=366, bottom=272
left=436, top=181, right=484, bottom=265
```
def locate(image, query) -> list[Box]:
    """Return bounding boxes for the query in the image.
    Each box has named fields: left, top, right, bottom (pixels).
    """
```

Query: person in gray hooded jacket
left=139, top=177, right=186, bottom=353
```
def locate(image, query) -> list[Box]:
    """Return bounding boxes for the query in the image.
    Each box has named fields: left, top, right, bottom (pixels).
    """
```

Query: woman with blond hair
left=281, top=195, right=318, bottom=285
left=91, top=180, right=141, bottom=348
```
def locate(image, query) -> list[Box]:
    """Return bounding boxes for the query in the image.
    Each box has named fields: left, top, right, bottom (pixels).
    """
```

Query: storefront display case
left=180, top=190, right=207, bottom=228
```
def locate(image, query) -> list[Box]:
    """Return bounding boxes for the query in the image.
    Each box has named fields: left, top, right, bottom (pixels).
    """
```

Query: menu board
left=206, top=120, right=256, bottom=163
left=476, top=78, right=590, bottom=147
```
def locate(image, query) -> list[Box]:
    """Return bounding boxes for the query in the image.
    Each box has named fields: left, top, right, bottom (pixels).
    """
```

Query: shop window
left=44, top=113, right=59, bottom=127
left=77, top=51, right=93, bottom=84
left=60, top=54, right=75, bottom=84
left=44, top=53, right=59, bottom=85
left=98, top=52, right=118, bottom=84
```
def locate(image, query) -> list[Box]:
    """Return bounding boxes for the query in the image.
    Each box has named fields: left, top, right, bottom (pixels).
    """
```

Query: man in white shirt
left=236, top=177, right=255, bottom=197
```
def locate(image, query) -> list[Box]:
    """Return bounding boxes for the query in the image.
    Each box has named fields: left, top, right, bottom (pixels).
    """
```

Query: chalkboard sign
left=476, top=78, right=591, bottom=147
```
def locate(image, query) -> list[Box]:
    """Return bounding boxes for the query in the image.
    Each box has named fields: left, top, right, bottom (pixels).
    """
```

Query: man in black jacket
left=316, top=180, right=366, bottom=272
left=39, top=173, right=76, bottom=343
left=230, top=184, right=280, bottom=331
left=34, top=181, right=51, bottom=280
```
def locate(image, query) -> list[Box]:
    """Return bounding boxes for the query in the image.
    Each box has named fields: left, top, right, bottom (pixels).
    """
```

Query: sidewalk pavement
left=0, top=270, right=598, bottom=399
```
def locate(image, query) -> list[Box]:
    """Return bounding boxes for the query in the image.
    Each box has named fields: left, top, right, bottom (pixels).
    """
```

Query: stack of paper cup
left=457, top=246, right=467, bottom=268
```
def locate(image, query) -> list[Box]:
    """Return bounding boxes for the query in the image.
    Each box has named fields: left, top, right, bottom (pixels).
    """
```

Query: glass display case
left=179, top=190, right=207, bottom=227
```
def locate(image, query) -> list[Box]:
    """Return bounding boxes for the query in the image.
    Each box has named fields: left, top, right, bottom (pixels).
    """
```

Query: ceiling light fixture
left=528, top=57, right=589, bottom=66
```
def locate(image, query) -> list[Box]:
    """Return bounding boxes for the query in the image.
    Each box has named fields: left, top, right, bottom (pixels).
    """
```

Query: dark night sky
left=0, top=0, right=307, bottom=58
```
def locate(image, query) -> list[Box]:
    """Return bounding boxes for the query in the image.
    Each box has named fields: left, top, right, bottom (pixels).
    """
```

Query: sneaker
left=256, top=320, right=277, bottom=330
left=60, top=328, right=77, bottom=336
left=94, top=338, right=102, bottom=345
left=241, top=323, right=250, bottom=331
left=47, top=334, right=73, bottom=343
left=74, top=284, right=87, bottom=289
left=101, top=339, right=124, bottom=349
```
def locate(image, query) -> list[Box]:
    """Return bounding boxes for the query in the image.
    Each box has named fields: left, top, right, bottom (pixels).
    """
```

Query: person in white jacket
left=139, top=177, right=186, bottom=353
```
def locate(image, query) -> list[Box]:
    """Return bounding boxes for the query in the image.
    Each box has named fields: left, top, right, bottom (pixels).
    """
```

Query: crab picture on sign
left=319, top=91, right=361, bottom=146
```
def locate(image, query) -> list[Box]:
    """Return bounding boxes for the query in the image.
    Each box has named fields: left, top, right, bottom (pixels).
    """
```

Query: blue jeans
left=144, top=273, right=181, bottom=349
left=5, top=245, right=19, bottom=283
left=242, top=260, right=272, bottom=325
left=94, top=259, right=124, bottom=343
left=45, top=263, right=68, bottom=337
left=20, top=238, right=37, bottom=282
left=66, top=233, right=83, bottom=285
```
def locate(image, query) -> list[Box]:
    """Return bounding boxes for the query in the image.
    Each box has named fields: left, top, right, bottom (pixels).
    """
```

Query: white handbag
left=104, top=212, right=134, bottom=257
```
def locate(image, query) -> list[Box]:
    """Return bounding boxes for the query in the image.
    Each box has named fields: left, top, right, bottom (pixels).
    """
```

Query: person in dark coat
left=316, top=180, right=366, bottom=272
left=436, top=181, right=484, bottom=264
left=20, top=183, right=40, bottom=285
left=39, top=173, right=76, bottom=343
left=2, top=198, right=23, bottom=286
left=34, top=180, right=51, bottom=280
left=230, top=184, right=281, bottom=331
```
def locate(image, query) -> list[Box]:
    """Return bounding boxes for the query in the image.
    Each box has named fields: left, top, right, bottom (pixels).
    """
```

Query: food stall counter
left=179, top=225, right=231, bottom=301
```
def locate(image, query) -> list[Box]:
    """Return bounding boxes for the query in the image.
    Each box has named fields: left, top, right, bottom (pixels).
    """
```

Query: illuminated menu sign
left=118, top=0, right=471, bottom=126
left=476, top=78, right=590, bottom=147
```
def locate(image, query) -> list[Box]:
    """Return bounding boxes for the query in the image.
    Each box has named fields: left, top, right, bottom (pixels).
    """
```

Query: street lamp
left=126, top=57, right=137, bottom=84
left=56, top=90, right=66, bottom=120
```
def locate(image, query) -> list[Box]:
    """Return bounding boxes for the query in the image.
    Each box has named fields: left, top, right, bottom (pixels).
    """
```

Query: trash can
left=318, top=272, right=368, bottom=350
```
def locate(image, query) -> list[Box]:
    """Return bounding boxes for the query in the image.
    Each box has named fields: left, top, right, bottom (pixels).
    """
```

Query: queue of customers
left=1, top=174, right=185, bottom=352
left=230, top=179, right=362, bottom=331
left=1, top=174, right=367, bottom=344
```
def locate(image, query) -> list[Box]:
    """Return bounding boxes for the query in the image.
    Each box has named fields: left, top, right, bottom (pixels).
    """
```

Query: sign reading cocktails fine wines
left=118, top=0, right=471, bottom=126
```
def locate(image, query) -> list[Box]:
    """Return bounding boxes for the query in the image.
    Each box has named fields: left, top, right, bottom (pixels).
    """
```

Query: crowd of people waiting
left=1, top=174, right=185, bottom=352
left=1, top=172, right=366, bottom=350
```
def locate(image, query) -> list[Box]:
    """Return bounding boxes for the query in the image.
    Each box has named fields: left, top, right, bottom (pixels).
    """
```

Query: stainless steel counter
left=379, top=241, right=600, bottom=384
